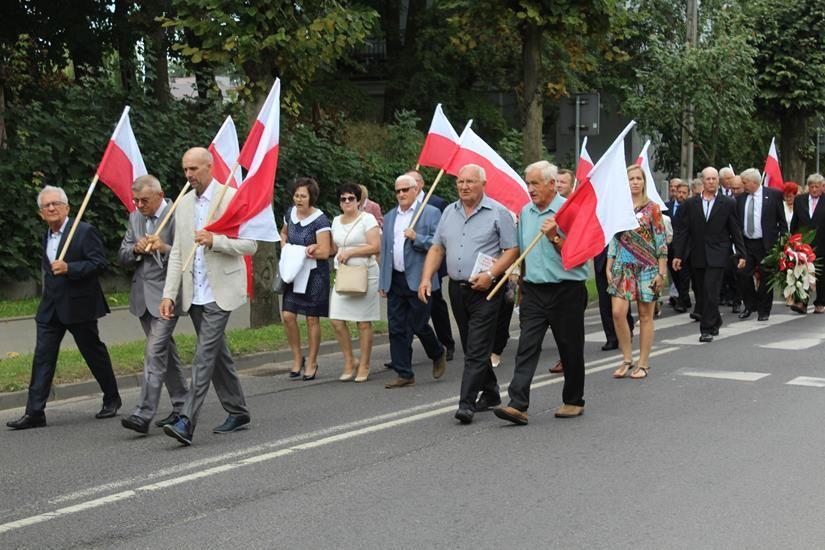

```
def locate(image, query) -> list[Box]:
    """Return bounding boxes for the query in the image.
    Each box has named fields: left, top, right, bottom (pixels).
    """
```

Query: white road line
left=662, top=313, right=801, bottom=346
left=678, top=369, right=770, bottom=382
left=786, top=376, right=825, bottom=388
left=0, top=346, right=680, bottom=535
left=760, top=336, right=825, bottom=350
left=584, top=314, right=693, bottom=342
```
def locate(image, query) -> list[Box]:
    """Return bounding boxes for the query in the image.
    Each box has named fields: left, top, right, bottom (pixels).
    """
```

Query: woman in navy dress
left=280, top=177, right=332, bottom=380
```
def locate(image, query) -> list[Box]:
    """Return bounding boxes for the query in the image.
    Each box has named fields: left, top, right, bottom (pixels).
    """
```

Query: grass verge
left=0, top=292, right=130, bottom=319
left=0, top=320, right=388, bottom=393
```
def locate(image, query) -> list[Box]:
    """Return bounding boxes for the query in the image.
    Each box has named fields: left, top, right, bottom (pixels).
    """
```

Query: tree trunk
left=114, top=0, right=137, bottom=94
left=0, top=85, right=6, bottom=150
left=522, top=21, right=543, bottom=165
left=780, top=110, right=809, bottom=185
left=144, top=0, right=171, bottom=106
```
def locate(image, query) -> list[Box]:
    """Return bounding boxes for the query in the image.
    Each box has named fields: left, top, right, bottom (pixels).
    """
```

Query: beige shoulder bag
left=334, top=215, right=368, bottom=294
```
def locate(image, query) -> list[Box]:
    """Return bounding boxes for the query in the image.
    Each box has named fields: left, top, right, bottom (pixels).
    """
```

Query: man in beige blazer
left=159, top=147, right=257, bottom=446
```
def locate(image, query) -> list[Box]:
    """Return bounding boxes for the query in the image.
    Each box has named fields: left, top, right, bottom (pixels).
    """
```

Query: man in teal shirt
left=494, top=160, right=589, bottom=425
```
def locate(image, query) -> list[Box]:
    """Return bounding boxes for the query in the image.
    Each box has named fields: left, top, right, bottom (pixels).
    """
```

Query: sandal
left=613, top=360, right=633, bottom=379
left=630, top=366, right=649, bottom=379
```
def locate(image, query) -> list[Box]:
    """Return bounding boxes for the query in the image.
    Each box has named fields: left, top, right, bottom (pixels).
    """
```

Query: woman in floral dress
left=606, top=165, right=668, bottom=379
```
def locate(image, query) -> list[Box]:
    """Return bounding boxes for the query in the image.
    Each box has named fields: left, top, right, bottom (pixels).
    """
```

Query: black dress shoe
left=738, top=309, right=752, bottom=320
left=699, top=333, right=713, bottom=343
left=213, top=414, right=251, bottom=434
left=474, top=394, right=502, bottom=412
left=383, top=361, right=394, bottom=369
left=95, top=397, right=122, bottom=419
left=673, top=305, right=687, bottom=313
left=758, top=314, right=769, bottom=321
left=690, top=313, right=702, bottom=321
left=601, top=341, right=619, bottom=351
left=445, top=347, right=455, bottom=361
left=154, top=412, right=180, bottom=428
left=163, top=416, right=193, bottom=446
left=121, top=415, right=150, bottom=434
left=454, top=408, right=474, bottom=424
left=731, top=303, right=741, bottom=314
left=7, top=414, right=46, bottom=430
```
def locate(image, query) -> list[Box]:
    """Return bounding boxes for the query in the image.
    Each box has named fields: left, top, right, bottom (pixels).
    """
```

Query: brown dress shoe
left=493, top=406, right=529, bottom=425
left=433, top=350, right=447, bottom=379
left=384, top=377, right=415, bottom=389
left=549, top=360, right=564, bottom=374
left=554, top=404, right=584, bottom=418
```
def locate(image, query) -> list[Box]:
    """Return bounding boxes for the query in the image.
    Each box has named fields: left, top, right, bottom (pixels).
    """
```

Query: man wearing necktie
left=118, top=175, right=188, bottom=434
left=718, top=167, right=735, bottom=198
left=735, top=168, right=787, bottom=321
left=665, top=181, right=692, bottom=312
left=790, top=173, right=825, bottom=313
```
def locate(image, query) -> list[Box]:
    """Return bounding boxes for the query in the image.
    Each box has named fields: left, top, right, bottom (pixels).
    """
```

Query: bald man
left=160, top=147, right=258, bottom=445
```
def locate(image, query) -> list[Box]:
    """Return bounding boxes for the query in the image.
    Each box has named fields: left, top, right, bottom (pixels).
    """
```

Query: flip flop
left=613, top=360, right=633, bottom=379
left=630, top=366, right=649, bottom=379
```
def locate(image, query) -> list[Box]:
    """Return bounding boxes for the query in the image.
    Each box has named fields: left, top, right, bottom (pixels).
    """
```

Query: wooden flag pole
left=415, top=163, right=420, bottom=171
left=408, top=169, right=445, bottom=230
left=57, top=174, right=99, bottom=262
left=144, top=181, right=191, bottom=253
left=486, top=231, right=543, bottom=301
left=180, top=163, right=240, bottom=273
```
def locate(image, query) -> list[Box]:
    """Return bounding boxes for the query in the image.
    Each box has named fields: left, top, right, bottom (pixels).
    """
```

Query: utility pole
left=680, top=0, right=698, bottom=180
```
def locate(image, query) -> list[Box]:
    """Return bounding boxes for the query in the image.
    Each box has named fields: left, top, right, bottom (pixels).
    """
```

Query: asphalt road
left=2, top=304, right=825, bottom=549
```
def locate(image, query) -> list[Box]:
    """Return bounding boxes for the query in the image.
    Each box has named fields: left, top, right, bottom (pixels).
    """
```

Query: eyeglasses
left=132, top=197, right=153, bottom=205
left=395, top=186, right=414, bottom=195
left=40, top=201, right=66, bottom=210
left=339, top=196, right=357, bottom=203
left=456, top=179, right=480, bottom=186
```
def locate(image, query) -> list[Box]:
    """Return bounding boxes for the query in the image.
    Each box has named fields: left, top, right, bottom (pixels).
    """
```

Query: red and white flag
left=763, top=137, right=784, bottom=190
left=444, top=125, right=530, bottom=215
left=418, top=103, right=460, bottom=170
left=237, top=81, right=280, bottom=170
left=575, top=136, right=594, bottom=186
left=556, top=121, right=640, bottom=270
left=97, top=106, right=147, bottom=212
left=208, top=116, right=242, bottom=187
left=635, top=139, right=666, bottom=209
left=206, top=79, right=280, bottom=242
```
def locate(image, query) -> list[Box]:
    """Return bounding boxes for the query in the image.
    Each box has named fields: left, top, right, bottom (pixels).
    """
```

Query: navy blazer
left=379, top=204, right=442, bottom=293
left=736, top=187, right=787, bottom=250
left=672, top=195, right=745, bottom=268
left=38, top=218, right=110, bottom=325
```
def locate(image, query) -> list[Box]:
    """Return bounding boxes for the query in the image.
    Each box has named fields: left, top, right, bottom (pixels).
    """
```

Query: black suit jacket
left=673, top=194, right=745, bottom=268
left=736, top=187, right=787, bottom=250
left=37, top=218, right=110, bottom=325
left=790, top=193, right=825, bottom=255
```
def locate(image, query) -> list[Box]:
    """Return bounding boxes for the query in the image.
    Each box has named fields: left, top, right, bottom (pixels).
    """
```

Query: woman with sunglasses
left=280, top=177, right=332, bottom=380
left=329, top=183, right=381, bottom=382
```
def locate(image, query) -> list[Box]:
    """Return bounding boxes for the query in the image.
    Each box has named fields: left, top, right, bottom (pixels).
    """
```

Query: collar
left=291, top=206, right=323, bottom=226
left=151, top=199, right=169, bottom=219
left=528, top=193, right=564, bottom=215
left=196, top=180, right=217, bottom=201
left=397, top=203, right=415, bottom=215
left=50, top=217, right=69, bottom=237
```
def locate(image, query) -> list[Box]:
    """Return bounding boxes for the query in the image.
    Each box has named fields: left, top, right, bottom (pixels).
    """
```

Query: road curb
left=0, top=334, right=390, bottom=412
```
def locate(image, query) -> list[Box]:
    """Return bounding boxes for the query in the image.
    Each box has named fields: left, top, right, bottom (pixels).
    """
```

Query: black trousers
left=691, top=265, right=725, bottom=333
left=492, top=293, right=515, bottom=355
left=430, top=279, right=455, bottom=352
left=595, top=258, right=633, bottom=344
left=508, top=280, right=587, bottom=411
left=26, top=314, right=119, bottom=416
left=667, top=245, right=692, bottom=307
left=722, top=260, right=742, bottom=306
left=448, top=280, right=501, bottom=411
left=388, top=271, right=443, bottom=380
left=737, top=238, right=773, bottom=315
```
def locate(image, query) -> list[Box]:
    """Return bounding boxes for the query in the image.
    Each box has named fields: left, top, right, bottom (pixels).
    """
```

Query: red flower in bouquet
left=789, top=233, right=803, bottom=246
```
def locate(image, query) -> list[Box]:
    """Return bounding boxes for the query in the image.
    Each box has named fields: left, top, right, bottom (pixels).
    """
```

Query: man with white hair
left=790, top=173, right=825, bottom=313
left=718, top=166, right=735, bottom=198
left=735, top=168, right=787, bottom=321
left=7, top=186, right=121, bottom=430
left=419, top=164, right=518, bottom=424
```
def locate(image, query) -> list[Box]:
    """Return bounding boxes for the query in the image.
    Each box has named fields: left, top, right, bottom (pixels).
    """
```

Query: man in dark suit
left=379, top=175, right=447, bottom=388
left=736, top=168, right=787, bottom=321
left=118, top=175, right=188, bottom=434
left=7, top=186, right=120, bottom=430
left=790, top=173, right=825, bottom=313
left=664, top=180, right=692, bottom=312
left=673, top=167, right=746, bottom=342
left=593, top=247, right=634, bottom=350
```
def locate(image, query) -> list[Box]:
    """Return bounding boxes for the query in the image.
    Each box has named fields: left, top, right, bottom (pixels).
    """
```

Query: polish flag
left=575, top=136, right=594, bottom=186
left=206, top=78, right=280, bottom=242
left=97, top=106, right=147, bottom=212
left=444, top=126, right=530, bottom=215
left=237, top=81, right=280, bottom=170
left=763, top=137, right=784, bottom=190
left=635, top=139, right=666, bottom=209
left=208, top=116, right=242, bottom=187
left=555, top=121, right=640, bottom=270
left=418, top=104, right=460, bottom=169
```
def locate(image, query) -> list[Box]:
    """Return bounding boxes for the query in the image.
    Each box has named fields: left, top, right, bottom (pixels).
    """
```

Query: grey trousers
left=182, top=302, right=249, bottom=427
left=133, top=312, right=187, bottom=421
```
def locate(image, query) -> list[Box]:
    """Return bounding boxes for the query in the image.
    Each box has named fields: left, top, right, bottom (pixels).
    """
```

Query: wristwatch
left=551, top=235, right=562, bottom=245
left=485, top=270, right=498, bottom=283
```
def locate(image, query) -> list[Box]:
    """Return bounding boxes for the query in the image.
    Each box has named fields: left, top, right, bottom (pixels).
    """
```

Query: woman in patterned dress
left=280, top=177, right=332, bottom=380
left=606, top=165, right=668, bottom=379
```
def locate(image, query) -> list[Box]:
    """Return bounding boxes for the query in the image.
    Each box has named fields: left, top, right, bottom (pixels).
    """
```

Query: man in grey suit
left=160, top=147, right=257, bottom=446
left=118, top=175, right=188, bottom=434
left=379, top=175, right=447, bottom=388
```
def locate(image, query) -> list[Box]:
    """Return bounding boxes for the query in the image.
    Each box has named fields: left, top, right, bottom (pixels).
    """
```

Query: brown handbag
left=334, top=215, right=368, bottom=294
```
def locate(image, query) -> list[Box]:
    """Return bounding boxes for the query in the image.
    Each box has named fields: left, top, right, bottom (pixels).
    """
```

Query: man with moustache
left=160, top=147, right=257, bottom=446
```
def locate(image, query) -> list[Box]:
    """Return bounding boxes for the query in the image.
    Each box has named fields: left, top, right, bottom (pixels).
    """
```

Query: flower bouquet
left=761, top=230, right=820, bottom=306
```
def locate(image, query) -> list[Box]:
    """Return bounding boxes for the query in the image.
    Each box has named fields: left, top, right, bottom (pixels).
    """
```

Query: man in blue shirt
left=494, top=161, right=589, bottom=425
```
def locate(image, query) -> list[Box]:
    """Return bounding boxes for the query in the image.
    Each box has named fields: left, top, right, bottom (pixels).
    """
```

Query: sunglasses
left=395, top=186, right=414, bottom=195
left=339, top=196, right=358, bottom=203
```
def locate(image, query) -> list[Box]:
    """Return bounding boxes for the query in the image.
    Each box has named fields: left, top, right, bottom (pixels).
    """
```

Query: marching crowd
left=8, top=146, right=825, bottom=442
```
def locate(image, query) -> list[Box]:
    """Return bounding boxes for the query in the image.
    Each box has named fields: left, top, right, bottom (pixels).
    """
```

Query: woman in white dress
left=330, top=183, right=381, bottom=382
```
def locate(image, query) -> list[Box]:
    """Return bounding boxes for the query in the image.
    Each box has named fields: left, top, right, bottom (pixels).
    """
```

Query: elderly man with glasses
left=7, top=186, right=121, bottom=430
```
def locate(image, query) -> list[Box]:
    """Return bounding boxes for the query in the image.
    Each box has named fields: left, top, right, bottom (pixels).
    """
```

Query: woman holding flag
left=607, top=165, right=668, bottom=379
